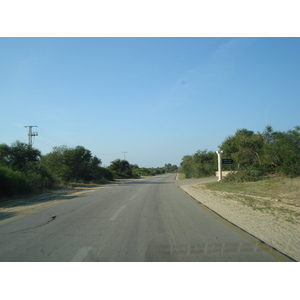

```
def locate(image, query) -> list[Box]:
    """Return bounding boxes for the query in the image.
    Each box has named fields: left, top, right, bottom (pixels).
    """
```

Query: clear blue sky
left=1, top=37, right=299, bottom=167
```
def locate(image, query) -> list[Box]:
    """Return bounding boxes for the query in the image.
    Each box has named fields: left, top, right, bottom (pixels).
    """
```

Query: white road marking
left=110, top=205, right=126, bottom=220
left=129, top=195, right=136, bottom=200
left=71, top=246, right=93, bottom=262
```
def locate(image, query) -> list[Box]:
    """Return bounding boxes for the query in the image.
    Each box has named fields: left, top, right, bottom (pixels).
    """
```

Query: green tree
left=40, top=146, right=71, bottom=182
left=0, top=141, right=41, bottom=171
left=62, top=146, right=95, bottom=181
left=164, top=163, right=178, bottom=172
left=220, top=125, right=300, bottom=179
left=220, top=129, right=264, bottom=169
left=193, top=150, right=217, bottom=177
left=269, top=127, right=300, bottom=177
left=180, top=155, right=194, bottom=178
left=0, top=142, right=56, bottom=194
left=108, top=159, right=133, bottom=178
left=41, top=145, right=103, bottom=182
left=258, top=125, right=280, bottom=173
left=180, top=151, right=216, bottom=178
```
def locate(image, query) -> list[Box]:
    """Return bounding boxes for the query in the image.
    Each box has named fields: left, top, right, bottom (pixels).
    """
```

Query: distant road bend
left=0, top=174, right=293, bottom=261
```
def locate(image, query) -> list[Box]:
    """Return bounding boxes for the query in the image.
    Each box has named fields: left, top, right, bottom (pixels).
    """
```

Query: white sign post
left=216, top=150, right=223, bottom=181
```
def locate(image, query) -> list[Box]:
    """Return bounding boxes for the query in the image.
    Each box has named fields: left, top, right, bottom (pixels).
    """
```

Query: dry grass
left=199, top=177, right=300, bottom=224
left=176, top=173, right=187, bottom=180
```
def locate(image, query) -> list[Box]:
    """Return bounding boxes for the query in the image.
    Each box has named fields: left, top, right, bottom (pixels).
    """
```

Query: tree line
left=180, top=126, right=300, bottom=181
left=0, top=141, right=178, bottom=197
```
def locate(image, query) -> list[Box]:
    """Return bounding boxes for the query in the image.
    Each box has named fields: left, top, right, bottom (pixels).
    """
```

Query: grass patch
left=204, top=177, right=300, bottom=201
left=176, top=173, right=186, bottom=180
left=202, top=176, right=300, bottom=224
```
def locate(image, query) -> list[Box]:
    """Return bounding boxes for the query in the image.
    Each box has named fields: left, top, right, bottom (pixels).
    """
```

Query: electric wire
left=36, top=127, right=120, bottom=157
left=38, top=127, right=75, bottom=147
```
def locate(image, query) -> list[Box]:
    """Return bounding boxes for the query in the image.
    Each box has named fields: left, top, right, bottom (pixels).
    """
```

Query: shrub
left=24, top=162, right=56, bottom=190
left=223, top=169, right=262, bottom=182
left=96, top=167, right=114, bottom=182
left=0, top=166, right=32, bottom=197
left=108, top=159, right=133, bottom=179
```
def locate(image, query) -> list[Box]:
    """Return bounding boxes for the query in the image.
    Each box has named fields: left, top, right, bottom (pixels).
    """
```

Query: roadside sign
left=222, top=159, right=234, bottom=164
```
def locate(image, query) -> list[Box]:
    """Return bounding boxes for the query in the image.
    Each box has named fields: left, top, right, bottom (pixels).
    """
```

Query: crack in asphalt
left=8, top=216, right=57, bottom=234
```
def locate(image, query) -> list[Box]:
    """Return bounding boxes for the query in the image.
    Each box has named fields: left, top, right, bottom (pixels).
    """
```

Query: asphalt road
left=0, top=174, right=292, bottom=261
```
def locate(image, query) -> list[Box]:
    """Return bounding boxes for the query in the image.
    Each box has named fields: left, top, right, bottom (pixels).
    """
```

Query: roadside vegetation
left=180, top=150, right=217, bottom=179
left=0, top=141, right=178, bottom=199
left=179, top=125, right=300, bottom=181
left=178, top=125, right=300, bottom=222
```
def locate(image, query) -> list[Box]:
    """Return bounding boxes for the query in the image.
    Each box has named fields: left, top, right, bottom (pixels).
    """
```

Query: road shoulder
left=176, top=176, right=300, bottom=261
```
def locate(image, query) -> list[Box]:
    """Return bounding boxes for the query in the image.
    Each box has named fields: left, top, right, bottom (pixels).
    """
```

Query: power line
left=35, top=139, right=54, bottom=149
left=92, top=151, right=120, bottom=156
left=38, top=127, right=74, bottom=146
left=31, top=126, right=122, bottom=158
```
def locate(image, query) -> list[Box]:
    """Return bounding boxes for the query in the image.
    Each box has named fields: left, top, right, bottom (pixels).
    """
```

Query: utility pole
left=122, top=151, right=128, bottom=160
left=24, top=126, right=38, bottom=147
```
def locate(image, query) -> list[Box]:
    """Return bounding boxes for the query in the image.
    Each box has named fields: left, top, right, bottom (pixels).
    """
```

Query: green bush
left=24, top=162, right=56, bottom=190
left=108, top=159, right=133, bottom=179
left=180, top=151, right=217, bottom=179
left=0, top=166, right=32, bottom=197
left=95, top=167, right=114, bottom=182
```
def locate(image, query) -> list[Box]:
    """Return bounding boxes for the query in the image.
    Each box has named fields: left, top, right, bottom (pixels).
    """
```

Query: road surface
left=0, top=174, right=292, bottom=261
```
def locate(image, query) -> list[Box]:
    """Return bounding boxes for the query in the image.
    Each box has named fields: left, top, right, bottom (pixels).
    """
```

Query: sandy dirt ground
left=178, top=181, right=300, bottom=262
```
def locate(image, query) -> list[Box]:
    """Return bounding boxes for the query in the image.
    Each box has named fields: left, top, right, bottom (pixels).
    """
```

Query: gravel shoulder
left=176, top=177, right=300, bottom=261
